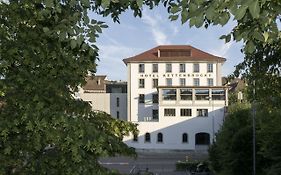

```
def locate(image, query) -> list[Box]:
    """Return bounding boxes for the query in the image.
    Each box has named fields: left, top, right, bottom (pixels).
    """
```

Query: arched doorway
left=195, top=132, right=210, bottom=145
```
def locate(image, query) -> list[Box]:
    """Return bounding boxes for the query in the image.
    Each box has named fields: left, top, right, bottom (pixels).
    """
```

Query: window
left=116, top=111, right=120, bottom=119
left=160, top=50, right=191, bottom=57
left=139, top=64, right=145, bottom=73
left=193, top=63, right=200, bottom=72
left=193, top=78, right=200, bottom=86
left=180, top=109, right=192, bottom=117
left=152, top=109, right=159, bottom=120
left=162, top=89, right=176, bottom=100
left=207, top=78, right=214, bottom=86
left=152, top=94, right=158, bottom=103
left=207, top=63, right=213, bottom=73
left=179, top=63, right=186, bottom=72
left=145, top=133, right=151, bottom=142
left=179, top=78, right=186, bottom=86
left=157, top=133, right=163, bottom=143
left=195, top=89, right=209, bottom=100
left=195, top=133, right=210, bottom=145
left=212, top=89, right=225, bottom=100
left=166, top=78, right=172, bottom=86
left=96, top=79, right=101, bottom=85
left=116, top=97, right=120, bottom=107
left=152, top=79, right=158, bottom=88
left=180, top=89, right=192, bottom=100
left=197, top=109, right=208, bottom=117
left=139, top=79, right=145, bottom=88
left=133, top=134, right=138, bottom=142
left=152, top=64, right=158, bottom=73
left=166, top=63, right=172, bottom=73
left=164, top=108, right=176, bottom=116
left=182, top=133, right=188, bottom=143
left=139, top=94, right=145, bottom=103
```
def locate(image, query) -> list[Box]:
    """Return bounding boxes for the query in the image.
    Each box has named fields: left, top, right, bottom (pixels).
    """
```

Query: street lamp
left=252, top=81, right=256, bottom=175
left=206, top=96, right=215, bottom=143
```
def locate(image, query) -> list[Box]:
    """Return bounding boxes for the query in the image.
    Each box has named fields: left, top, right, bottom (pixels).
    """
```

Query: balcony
left=157, top=86, right=229, bottom=106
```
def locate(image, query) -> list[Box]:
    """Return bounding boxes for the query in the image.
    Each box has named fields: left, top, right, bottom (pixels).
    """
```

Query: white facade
left=80, top=92, right=127, bottom=120
left=123, top=45, right=228, bottom=150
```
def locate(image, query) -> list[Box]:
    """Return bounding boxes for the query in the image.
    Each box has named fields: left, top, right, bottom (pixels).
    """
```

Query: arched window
left=182, top=133, right=188, bottom=143
left=133, top=134, right=138, bottom=142
left=157, top=133, right=163, bottom=143
left=195, top=133, right=210, bottom=145
left=145, top=133, right=150, bottom=142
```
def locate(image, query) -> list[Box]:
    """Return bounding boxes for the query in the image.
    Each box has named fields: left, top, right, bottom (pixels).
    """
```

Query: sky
left=89, top=5, right=244, bottom=81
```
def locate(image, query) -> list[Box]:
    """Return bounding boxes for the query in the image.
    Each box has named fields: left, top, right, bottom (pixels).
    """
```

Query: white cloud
left=209, top=41, right=234, bottom=58
left=142, top=10, right=170, bottom=45
left=96, top=43, right=142, bottom=80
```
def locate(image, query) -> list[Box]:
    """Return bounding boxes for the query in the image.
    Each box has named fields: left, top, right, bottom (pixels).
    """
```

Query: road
left=99, top=150, right=208, bottom=175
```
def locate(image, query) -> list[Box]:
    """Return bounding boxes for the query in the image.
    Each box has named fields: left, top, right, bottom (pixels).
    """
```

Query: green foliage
left=1, top=0, right=281, bottom=174
left=165, top=0, right=281, bottom=53
left=0, top=0, right=137, bottom=174
left=259, top=109, right=281, bottom=175
left=233, top=39, right=281, bottom=109
left=209, top=104, right=266, bottom=175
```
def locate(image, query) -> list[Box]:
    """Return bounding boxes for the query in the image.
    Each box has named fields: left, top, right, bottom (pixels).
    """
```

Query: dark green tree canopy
left=1, top=0, right=281, bottom=174
left=0, top=0, right=137, bottom=174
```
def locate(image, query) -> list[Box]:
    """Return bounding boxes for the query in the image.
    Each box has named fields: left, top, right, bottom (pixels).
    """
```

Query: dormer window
left=159, top=49, right=191, bottom=57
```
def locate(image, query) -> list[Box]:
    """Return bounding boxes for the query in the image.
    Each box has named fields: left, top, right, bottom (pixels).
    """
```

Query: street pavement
left=99, top=150, right=208, bottom=175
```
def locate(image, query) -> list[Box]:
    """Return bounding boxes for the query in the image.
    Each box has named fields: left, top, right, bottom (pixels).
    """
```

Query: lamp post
left=252, top=81, right=256, bottom=175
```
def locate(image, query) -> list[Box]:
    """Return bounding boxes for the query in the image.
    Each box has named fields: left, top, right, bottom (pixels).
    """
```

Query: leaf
left=81, top=0, right=90, bottom=8
left=220, top=34, right=231, bottom=43
left=136, top=0, right=143, bottom=8
left=169, top=15, right=179, bottom=21
left=233, top=31, right=243, bottom=41
left=220, top=12, right=230, bottom=26
left=101, top=0, right=110, bottom=8
left=170, top=6, right=181, bottom=14
left=263, top=32, right=269, bottom=42
left=225, top=34, right=231, bottom=43
left=234, top=5, right=248, bottom=20
left=249, top=0, right=260, bottom=19
left=100, top=24, right=108, bottom=28
left=70, top=40, right=76, bottom=49
left=45, top=0, right=54, bottom=8
left=253, top=31, right=264, bottom=42
left=189, top=17, right=196, bottom=27
left=43, top=27, right=49, bottom=33
left=194, top=16, right=204, bottom=28
left=245, top=40, right=256, bottom=53
left=181, top=9, right=188, bottom=24
left=94, top=25, right=102, bottom=33
left=205, top=7, right=215, bottom=20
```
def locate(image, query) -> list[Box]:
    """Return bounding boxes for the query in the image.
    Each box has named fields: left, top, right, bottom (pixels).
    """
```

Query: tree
left=92, top=0, right=281, bottom=53
left=233, top=39, right=281, bottom=109
left=208, top=104, right=268, bottom=175
left=1, top=0, right=280, bottom=174
left=0, top=1, right=137, bottom=174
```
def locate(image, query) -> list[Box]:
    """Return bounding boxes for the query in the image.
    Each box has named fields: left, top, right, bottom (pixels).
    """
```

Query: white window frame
left=166, top=63, right=172, bottom=73
left=179, top=63, right=186, bottom=73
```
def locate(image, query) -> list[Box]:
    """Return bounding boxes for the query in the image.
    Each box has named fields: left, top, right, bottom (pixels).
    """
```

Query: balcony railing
left=157, top=86, right=229, bottom=105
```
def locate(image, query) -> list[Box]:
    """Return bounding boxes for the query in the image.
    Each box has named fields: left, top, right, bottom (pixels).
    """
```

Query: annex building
left=80, top=45, right=229, bottom=151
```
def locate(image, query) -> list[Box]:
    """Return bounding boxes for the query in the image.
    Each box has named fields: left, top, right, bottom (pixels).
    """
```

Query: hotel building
left=123, top=45, right=228, bottom=150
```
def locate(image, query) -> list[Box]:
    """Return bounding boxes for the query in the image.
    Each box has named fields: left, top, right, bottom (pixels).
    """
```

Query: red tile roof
left=123, top=45, right=226, bottom=64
